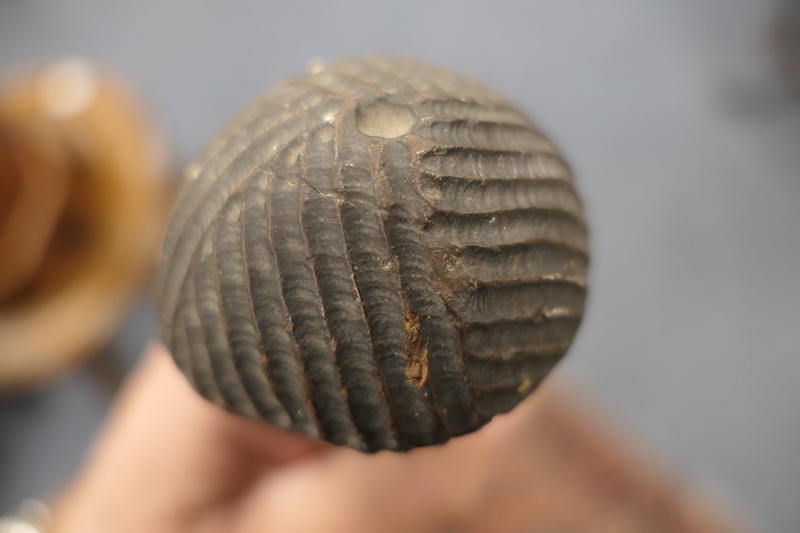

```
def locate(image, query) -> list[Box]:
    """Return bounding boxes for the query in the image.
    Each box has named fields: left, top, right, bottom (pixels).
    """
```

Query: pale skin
left=51, top=344, right=560, bottom=533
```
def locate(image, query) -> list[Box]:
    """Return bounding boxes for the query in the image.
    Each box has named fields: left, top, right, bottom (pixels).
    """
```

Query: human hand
left=50, top=344, right=560, bottom=533
left=49, top=344, right=740, bottom=533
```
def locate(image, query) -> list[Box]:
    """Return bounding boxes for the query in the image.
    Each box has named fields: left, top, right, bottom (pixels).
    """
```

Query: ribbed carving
left=156, top=57, right=589, bottom=452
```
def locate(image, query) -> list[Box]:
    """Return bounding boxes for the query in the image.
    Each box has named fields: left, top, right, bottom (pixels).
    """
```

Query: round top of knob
left=157, top=57, right=588, bottom=452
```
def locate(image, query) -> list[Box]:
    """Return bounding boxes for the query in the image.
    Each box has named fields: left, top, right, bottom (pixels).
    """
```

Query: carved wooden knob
left=157, top=58, right=588, bottom=451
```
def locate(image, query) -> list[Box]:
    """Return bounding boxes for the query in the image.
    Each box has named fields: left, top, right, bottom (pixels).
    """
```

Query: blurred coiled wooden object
left=157, top=58, right=588, bottom=451
left=0, top=59, right=168, bottom=392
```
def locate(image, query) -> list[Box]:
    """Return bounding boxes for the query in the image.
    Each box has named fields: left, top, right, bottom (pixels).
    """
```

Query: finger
left=231, top=394, right=541, bottom=533
left=52, top=344, right=327, bottom=532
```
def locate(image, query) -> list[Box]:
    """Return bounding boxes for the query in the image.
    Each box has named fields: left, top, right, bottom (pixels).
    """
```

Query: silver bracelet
left=0, top=500, right=50, bottom=533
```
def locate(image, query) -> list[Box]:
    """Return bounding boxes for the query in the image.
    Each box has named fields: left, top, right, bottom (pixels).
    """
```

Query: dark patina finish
left=156, top=58, right=588, bottom=452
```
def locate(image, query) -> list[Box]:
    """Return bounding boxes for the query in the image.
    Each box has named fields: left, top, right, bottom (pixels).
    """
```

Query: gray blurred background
left=1, top=0, right=798, bottom=531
